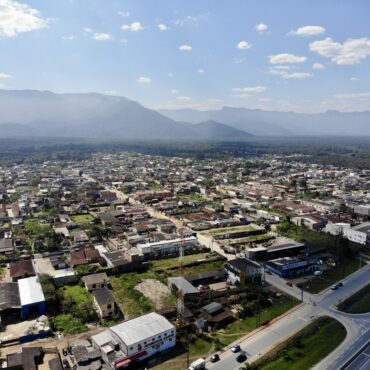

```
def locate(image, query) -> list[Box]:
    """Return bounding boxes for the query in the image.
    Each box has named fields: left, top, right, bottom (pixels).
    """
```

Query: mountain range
left=0, top=89, right=369, bottom=140
left=159, top=107, right=370, bottom=136
left=0, top=90, right=251, bottom=141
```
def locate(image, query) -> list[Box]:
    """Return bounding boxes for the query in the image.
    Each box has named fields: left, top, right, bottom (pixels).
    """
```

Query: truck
left=188, top=358, right=206, bottom=370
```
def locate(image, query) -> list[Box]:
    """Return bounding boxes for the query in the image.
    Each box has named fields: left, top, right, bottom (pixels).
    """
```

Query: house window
left=130, top=347, right=133, bottom=350
left=92, top=284, right=96, bottom=288
left=107, top=304, right=112, bottom=309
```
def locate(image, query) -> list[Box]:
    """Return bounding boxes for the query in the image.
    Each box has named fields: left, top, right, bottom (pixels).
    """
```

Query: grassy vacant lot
left=210, top=295, right=298, bottom=346
left=150, top=253, right=212, bottom=271
left=205, top=224, right=259, bottom=236
left=253, top=317, right=346, bottom=370
left=111, top=272, right=158, bottom=319
left=297, top=258, right=364, bottom=293
left=338, top=283, right=370, bottom=314
left=71, top=214, right=94, bottom=224
left=53, top=313, right=87, bottom=335
left=112, top=254, right=225, bottom=319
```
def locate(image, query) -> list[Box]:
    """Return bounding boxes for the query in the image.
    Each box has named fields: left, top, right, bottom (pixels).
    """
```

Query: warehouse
left=91, top=312, right=175, bottom=369
left=18, top=276, right=46, bottom=318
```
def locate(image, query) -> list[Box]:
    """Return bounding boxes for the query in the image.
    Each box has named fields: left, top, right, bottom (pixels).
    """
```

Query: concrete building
left=137, top=236, right=199, bottom=257
left=225, top=258, right=262, bottom=285
left=92, top=287, right=117, bottom=319
left=91, top=312, right=176, bottom=368
left=82, top=272, right=109, bottom=291
left=325, top=222, right=351, bottom=236
left=344, top=222, right=370, bottom=245
left=18, top=276, right=46, bottom=318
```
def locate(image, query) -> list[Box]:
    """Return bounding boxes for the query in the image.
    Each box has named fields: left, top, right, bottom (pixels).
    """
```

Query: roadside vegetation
left=338, top=283, right=370, bottom=314
left=243, top=317, right=346, bottom=370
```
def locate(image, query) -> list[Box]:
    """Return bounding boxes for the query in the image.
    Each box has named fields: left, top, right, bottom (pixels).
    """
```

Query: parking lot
left=342, top=342, right=370, bottom=370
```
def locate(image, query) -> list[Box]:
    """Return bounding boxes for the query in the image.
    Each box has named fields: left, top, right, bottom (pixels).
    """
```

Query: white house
left=91, top=312, right=176, bottom=368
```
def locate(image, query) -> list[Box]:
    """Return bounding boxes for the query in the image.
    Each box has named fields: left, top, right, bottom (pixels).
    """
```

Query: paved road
left=207, top=263, right=370, bottom=370
left=340, top=341, right=370, bottom=370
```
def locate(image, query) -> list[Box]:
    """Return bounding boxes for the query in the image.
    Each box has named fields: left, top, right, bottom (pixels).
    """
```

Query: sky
left=1, top=0, right=370, bottom=113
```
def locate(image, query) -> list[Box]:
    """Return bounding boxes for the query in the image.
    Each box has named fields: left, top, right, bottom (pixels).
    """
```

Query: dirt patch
left=135, top=279, right=172, bottom=310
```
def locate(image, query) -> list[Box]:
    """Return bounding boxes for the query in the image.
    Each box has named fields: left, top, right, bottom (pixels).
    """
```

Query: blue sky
left=1, top=0, right=370, bottom=112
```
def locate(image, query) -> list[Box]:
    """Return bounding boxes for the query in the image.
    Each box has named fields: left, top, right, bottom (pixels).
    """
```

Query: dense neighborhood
left=0, top=151, right=369, bottom=369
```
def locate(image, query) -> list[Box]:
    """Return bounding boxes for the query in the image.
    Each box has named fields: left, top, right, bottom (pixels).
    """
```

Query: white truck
left=188, top=358, right=206, bottom=370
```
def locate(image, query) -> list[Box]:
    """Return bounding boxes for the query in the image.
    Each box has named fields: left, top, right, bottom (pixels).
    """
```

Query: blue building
left=18, top=276, right=46, bottom=318
left=265, top=257, right=317, bottom=278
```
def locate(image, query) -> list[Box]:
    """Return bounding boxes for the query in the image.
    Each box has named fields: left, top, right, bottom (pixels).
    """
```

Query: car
left=62, top=359, right=70, bottom=368
left=337, top=282, right=343, bottom=287
left=62, top=348, right=68, bottom=356
left=286, top=281, right=293, bottom=287
left=210, top=354, right=220, bottom=362
left=331, top=284, right=339, bottom=290
left=231, top=344, right=241, bottom=353
left=236, top=352, right=247, bottom=363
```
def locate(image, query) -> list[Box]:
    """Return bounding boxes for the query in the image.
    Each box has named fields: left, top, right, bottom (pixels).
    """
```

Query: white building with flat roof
left=91, top=312, right=176, bottom=368
left=343, top=222, right=370, bottom=245
left=18, top=276, right=46, bottom=317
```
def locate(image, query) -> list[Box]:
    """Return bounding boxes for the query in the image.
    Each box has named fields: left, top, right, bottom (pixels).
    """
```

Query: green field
left=297, top=258, right=364, bottom=293
left=338, top=283, right=370, bottom=313
left=150, top=253, right=213, bottom=271
left=252, top=317, right=346, bottom=370
left=71, top=214, right=94, bottom=223
left=205, top=224, right=259, bottom=236
left=52, top=313, right=88, bottom=335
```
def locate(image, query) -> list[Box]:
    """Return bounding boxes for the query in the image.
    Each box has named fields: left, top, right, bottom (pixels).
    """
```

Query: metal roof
left=110, top=312, right=175, bottom=346
left=18, top=276, right=45, bottom=306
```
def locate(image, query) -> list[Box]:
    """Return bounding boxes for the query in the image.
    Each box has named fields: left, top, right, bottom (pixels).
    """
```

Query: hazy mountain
left=159, top=107, right=370, bottom=136
left=191, top=120, right=253, bottom=140
left=0, top=90, right=251, bottom=141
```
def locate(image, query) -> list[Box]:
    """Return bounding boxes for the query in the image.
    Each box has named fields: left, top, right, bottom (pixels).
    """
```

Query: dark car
left=337, top=282, right=343, bottom=287
left=210, top=354, right=220, bottom=362
left=62, top=359, right=70, bottom=368
left=62, top=348, right=68, bottom=356
left=236, top=352, right=247, bottom=363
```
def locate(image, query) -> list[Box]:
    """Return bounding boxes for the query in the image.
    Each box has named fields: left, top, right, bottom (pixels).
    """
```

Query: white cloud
left=309, top=37, right=370, bottom=65
left=283, top=72, right=313, bottom=79
left=121, top=22, right=144, bottom=32
left=289, top=25, right=325, bottom=36
left=179, top=44, right=192, bottom=51
left=83, top=27, right=92, bottom=33
left=172, top=13, right=209, bottom=27
left=312, top=62, right=325, bottom=70
left=232, top=86, right=267, bottom=93
left=158, top=23, right=168, bottom=31
left=255, top=23, right=268, bottom=33
left=92, top=33, right=112, bottom=41
left=137, top=76, right=151, bottom=84
left=0, top=0, right=47, bottom=37
left=62, top=35, right=75, bottom=41
left=177, top=96, right=191, bottom=101
left=167, top=72, right=173, bottom=77
left=334, top=92, right=370, bottom=99
left=269, top=53, right=307, bottom=64
left=171, top=89, right=179, bottom=95
left=351, top=77, right=359, bottom=82
left=237, top=41, right=252, bottom=50
left=0, top=72, right=12, bottom=78
left=118, top=11, right=130, bottom=18
left=197, top=69, right=205, bottom=74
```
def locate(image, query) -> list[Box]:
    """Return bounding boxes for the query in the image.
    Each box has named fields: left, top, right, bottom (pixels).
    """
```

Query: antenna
left=177, top=228, right=185, bottom=327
